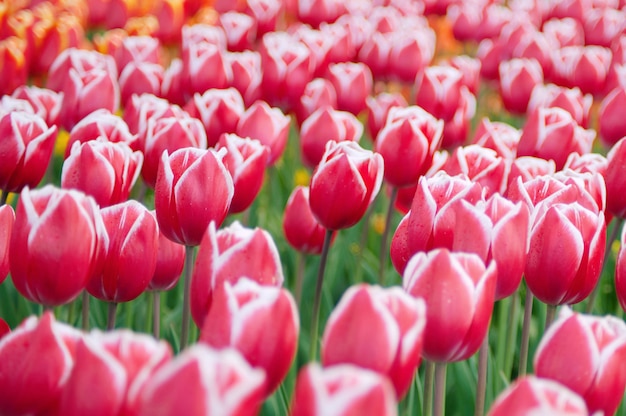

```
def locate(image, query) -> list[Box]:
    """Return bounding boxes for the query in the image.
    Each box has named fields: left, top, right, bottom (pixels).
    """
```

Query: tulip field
left=4, top=0, right=626, bottom=415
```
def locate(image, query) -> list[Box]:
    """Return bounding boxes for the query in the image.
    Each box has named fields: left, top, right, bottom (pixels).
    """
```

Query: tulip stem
left=107, top=302, right=117, bottom=330
left=423, top=360, right=435, bottom=416
left=475, top=336, right=489, bottom=416
left=153, top=291, right=161, bottom=338
left=545, top=304, right=557, bottom=331
left=586, top=217, right=623, bottom=313
left=433, top=362, right=447, bottom=416
left=379, top=186, right=398, bottom=285
left=309, top=229, right=334, bottom=361
left=82, top=291, right=90, bottom=331
left=295, top=252, right=305, bottom=306
left=181, top=245, right=195, bottom=351
left=518, top=288, right=534, bottom=376
left=0, top=191, right=7, bottom=206
left=503, top=290, right=520, bottom=380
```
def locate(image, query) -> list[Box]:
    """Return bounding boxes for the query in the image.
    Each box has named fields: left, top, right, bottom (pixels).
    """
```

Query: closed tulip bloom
left=10, top=186, right=104, bottom=307
left=602, top=138, right=626, bottom=218
left=0, top=205, right=14, bottom=284
left=236, top=100, right=291, bottom=166
left=365, top=92, right=408, bottom=142
left=227, top=51, right=263, bottom=108
left=283, top=186, right=327, bottom=255
left=0, top=37, right=28, bottom=96
left=471, top=118, right=521, bottom=160
left=599, top=86, right=626, bottom=146
left=11, top=85, right=63, bottom=128
left=200, top=278, right=299, bottom=395
left=551, top=46, right=612, bottom=95
left=388, top=27, right=436, bottom=83
left=218, top=11, right=256, bottom=52
left=183, top=42, right=231, bottom=97
left=327, top=61, right=373, bottom=115
left=62, top=140, right=143, bottom=208
left=119, top=61, right=165, bottom=107
left=184, top=88, right=245, bottom=147
left=246, top=0, right=283, bottom=36
left=403, top=249, right=497, bottom=362
left=321, top=284, right=426, bottom=399
left=291, top=364, right=398, bottom=416
left=527, top=84, right=592, bottom=128
left=535, top=308, right=626, bottom=415
left=309, top=141, right=384, bottom=230
left=297, top=0, right=345, bottom=28
left=499, top=58, right=544, bottom=114
left=155, top=148, right=234, bottom=246
left=525, top=202, right=605, bottom=305
left=191, top=221, right=284, bottom=326
left=216, top=134, right=269, bottom=214
left=295, top=78, right=338, bottom=126
left=0, top=111, right=57, bottom=194
left=300, top=107, right=363, bottom=168
left=0, top=312, right=83, bottom=415
left=113, top=35, right=161, bottom=73
left=136, top=345, right=266, bottom=416
left=147, top=227, right=185, bottom=291
left=441, top=86, right=477, bottom=148
left=488, top=376, right=588, bottom=416
left=66, top=109, right=138, bottom=157
left=543, top=17, right=585, bottom=49
left=415, top=66, right=463, bottom=122
left=48, top=48, right=118, bottom=94
left=584, top=8, right=624, bottom=48
left=122, top=93, right=187, bottom=137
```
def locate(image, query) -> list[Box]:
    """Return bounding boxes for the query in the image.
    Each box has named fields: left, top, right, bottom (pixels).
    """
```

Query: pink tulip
left=119, top=61, right=165, bottom=107
left=471, top=118, right=521, bottom=160
left=113, top=35, right=161, bottom=73
left=0, top=37, right=28, bottom=96
left=441, top=86, right=476, bottom=148
left=309, top=141, right=384, bottom=230
left=292, top=25, right=335, bottom=78
left=161, top=58, right=186, bottom=106
left=297, top=0, right=345, bottom=28
left=488, top=376, right=588, bottom=416
left=11, top=85, right=63, bottom=127
left=136, top=345, right=266, bottom=416
left=507, top=157, right=557, bottom=192
left=583, top=7, right=625, bottom=48
left=321, top=284, right=426, bottom=399
left=563, top=152, right=608, bottom=176
left=246, top=0, right=283, bottom=36
left=388, top=27, right=436, bottom=83
left=535, top=308, right=626, bottom=415
left=191, top=221, right=284, bottom=327
left=358, top=32, right=392, bottom=81
left=511, top=30, right=554, bottom=79
left=599, top=86, right=626, bottom=146
left=47, top=48, right=118, bottom=95
left=283, top=186, right=328, bottom=255
left=447, top=55, right=481, bottom=95
left=66, top=109, right=138, bottom=157
left=200, top=278, right=299, bottom=395
left=499, top=58, right=544, bottom=114
left=290, top=364, right=398, bottom=416
left=216, top=133, right=269, bottom=214
left=527, top=84, right=592, bottom=128
left=10, top=186, right=104, bottom=307
left=227, top=51, right=263, bottom=107
left=403, top=248, right=497, bottom=362
left=122, top=93, right=187, bottom=137
left=551, top=45, right=612, bottom=94
left=0, top=111, right=57, bottom=194
left=365, top=92, right=408, bottom=142
left=604, top=137, right=626, bottom=218
left=615, top=226, right=626, bottom=312
left=327, top=61, right=373, bottom=116
left=543, top=17, right=585, bottom=49
left=219, top=11, right=257, bottom=52
left=147, top=227, right=185, bottom=291
left=0, top=205, right=14, bottom=284
left=184, top=88, right=245, bottom=147
left=62, top=140, right=143, bottom=208
left=154, top=148, right=233, bottom=246
left=415, top=65, right=463, bottom=122
left=295, top=78, right=338, bottom=126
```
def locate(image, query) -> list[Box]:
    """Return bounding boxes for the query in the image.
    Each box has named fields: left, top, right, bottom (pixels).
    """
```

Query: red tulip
left=365, top=92, right=408, bottom=142
left=0, top=205, right=14, bottom=285
left=0, top=312, right=83, bottom=415
left=290, top=363, right=398, bottom=416
left=283, top=186, right=328, bottom=255
left=191, top=221, right=284, bottom=326
left=200, top=278, right=299, bottom=395
left=122, top=93, right=187, bottom=137
left=216, top=133, right=269, bottom=214
left=147, top=227, right=185, bottom=291
left=66, top=109, right=138, bottom=157
left=236, top=100, right=291, bottom=166
left=488, top=376, right=588, bottom=416
left=136, top=345, right=266, bottom=416
left=62, top=140, right=143, bottom=208
left=0, top=111, right=57, bottom=195
left=528, top=83, right=592, bottom=128
left=11, top=85, right=63, bottom=127
left=184, top=88, right=245, bottom=147
left=327, top=61, right=373, bottom=115
left=535, top=307, right=626, bottom=415
left=403, top=248, right=497, bottom=362
left=321, top=284, right=426, bottom=399
left=606, top=137, right=626, bottom=218
left=301, top=106, right=363, bottom=168
left=471, top=118, right=520, bottom=160
left=119, top=61, right=165, bottom=107
left=10, top=186, right=104, bottom=307
left=374, top=105, right=443, bottom=188
left=154, top=148, right=233, bottom=246
left=309, top=141, right=383, bottom=230
left=227, top=51, right=263, bottom=107
left=154, top=0, right=185, bottom=43
left=0, top=37, right=28, bottom=96
left=499, top=58, right=544, bottom=114
left=415, top=65, right=463, bottom=122
left=599, top=86, right=626, bottom=146
left=295, top=78, right=337, bottom=126
left=182, top=38, right=231, bottom=97
left=388, top=26, right=436, bottom=83
left=0, top=319, right=8, bottom=340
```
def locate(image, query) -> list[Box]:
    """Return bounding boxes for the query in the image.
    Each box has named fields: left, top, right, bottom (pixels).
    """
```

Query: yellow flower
left=294, top=168, right=310, bottom=187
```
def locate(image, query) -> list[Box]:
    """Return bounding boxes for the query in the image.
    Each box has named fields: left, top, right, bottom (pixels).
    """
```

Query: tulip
left=488, top=376, right=589, bottom=416
left=511, top=29, right=554, bottom=79
left=415, top=65, right=463, bottom=122
left=10, top=186, right=104, bottom=307
left=599, top=86, right=626, bottom=147
left=358, top=32, right=392, bottom=81
left=154, top=0, right=185, bottom=43
left=141, top=114, right=208, bottom=188
left=388, top=26, right=436, bottom=83
left=291, top=363, right=398, bottom=416
left=0, top=205, right=14, bottom=285
left=0, top=312, right=83, bottom=415
left=113, top=35, right=161, bottom=73
left=227, top=51, right=263, bottom=107
left=0, top=111, right=57, bottom=196
left=563, top=152, right=608, bottom=176
left=517, top=106, right=595, bottom=170
left=321, top=284, right=426, bottom=399
left=292, top=25, right=335, bottom=78
left=200, top=278, right=299, bottom=395
left=295, top=78, right=338, bottom=126
left=498, top=58, right=544, bottom=114
left=326, top=61, right=373, bottom=115
left=543, top=17, right=585, bottom=49
left=154, top=148, right=233, bottom=247
left=583, top=7, right=624, bottom=48
left=606, top=137, right=626, bottom=218
left=300, top=107, right=363, bottom=168
left=28, top=12, right=84, bottom=76
left=122, top=93, right=187, bottom=137
left=62, top=140, right=143, bottom=208
left=161, top=58, right=186, bottom=106
left=471, top=118, right=520, bottom=160
left=551, top=45, right=612, bottom=95
left=0, top=37, right=28, bottom=96
left=534, top=308, right=626, bottom=415
left=283, top=186, right=327, bottom=255
left=403, top=248, right=497, bottom=362
left=135, top=345, right=266, bottom=416
left=236, top=100, right=291, bottom=166
left=309, top=141, right=384, bottom=230
left=11, top=85, right=63, bottom=128
left=218, top=11, right=256, bottom=52
left=246, top=0, right=283, bottom=36
left=441, top=86, right=476, bottom=148
left=365, top=92, right=407, bottom=142
left=65, top=109, right=139, bottom=157
left=191, top=221, right=284, bottom=326
left=447, top=55, right=481, bottom=95
left=119, top=61, right=165, bottom=107
left=528, top=84, right=592, bottom=128
left=147, top=228, right=185, bottom=291
left=0, top=319, right=8, bottom=340
left=0, top=96, right=34, bottom=115
left=297, top=0, right=345, bottom=28
left=184, top=88, right=245, bottom=148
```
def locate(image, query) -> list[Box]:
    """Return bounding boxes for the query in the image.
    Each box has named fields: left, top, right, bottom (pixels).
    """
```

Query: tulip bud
left=119, top=61, right=165, bottom=107
left=155, top=148, right=234, bottom=246
left=327, top=61, right=373, bottom=116
left=403, top=249, right=497, bottom=362
left=227, top=50, right=263, bottom=107
left=11, top=85, right=63, bottom=128
left=147, top=227, right=185, bottom=291
left=113, top=35, right=161, bottom=73
left=295, top=78, right=338, bottom=127
left=527, top=83, right=592, bottom=128
left=66, top=109, right=138, bottom=157
left=291, top=363, right=398, bottom=416
left=321, top=284, right=426, bottom=399
left=415, top=66, right=463, bottom=121
left=365, top=92, right=407, bottom=142
left=309, top=141, right=384, bottom=230
left=499, top=58, right=544, bottom=114
left=122, top=93, right=187, bottom=137
left=283, top=186, right=327, bottom=255
left=218, top=11, right=256, bottom=52
left=236, top=100, right=290, bottom=166
left=599, top=86, right=626, bottom=147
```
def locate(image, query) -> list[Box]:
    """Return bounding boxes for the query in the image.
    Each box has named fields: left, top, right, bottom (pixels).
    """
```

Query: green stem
left=379, top=187, right=398, bottom=285
left=503, top=290, right=520, bottom=381
left=354, top=207, right=373, bottom=284
left=433, top=362, right=447, bottom=416
left=295, top=251, right=305, bottom=306
left=82, top=291, right=90, bottom=331
left=0, top=191, right=8, bottom=206
left=153, top=291, right=160, bottom=338
left=106, top=302, right=117, bottom=331
left=545, top=304, right=557, bottom=332
left=423, top=360, right=435, bottom=416
left=475, top=336, right=489, bottom=416
left=309, top=229, right=334, bottom=361
left=586, top=217, right=623, bottom=313
left=180, top=245, right=195, bottom=350
left=67, top=297, right=76, bottom=326
left=518, top=288, right=534, bottom=376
